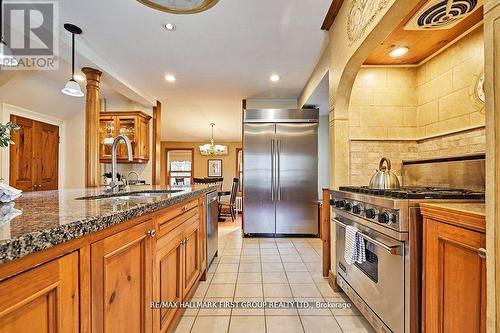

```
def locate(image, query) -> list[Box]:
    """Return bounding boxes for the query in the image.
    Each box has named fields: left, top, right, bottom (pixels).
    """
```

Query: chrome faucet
left=109, top=135, right=133, bottom=192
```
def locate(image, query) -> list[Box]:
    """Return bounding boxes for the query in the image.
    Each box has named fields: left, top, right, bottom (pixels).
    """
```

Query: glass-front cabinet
left=99, top=111, right=152, bottom=163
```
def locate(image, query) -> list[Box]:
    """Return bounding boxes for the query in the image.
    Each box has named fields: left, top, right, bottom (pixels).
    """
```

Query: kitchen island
left=0, top=185, right=215, bottom=332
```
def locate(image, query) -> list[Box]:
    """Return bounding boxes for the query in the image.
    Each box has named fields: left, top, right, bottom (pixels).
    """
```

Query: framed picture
left=207, top=159, right=222, bottom=177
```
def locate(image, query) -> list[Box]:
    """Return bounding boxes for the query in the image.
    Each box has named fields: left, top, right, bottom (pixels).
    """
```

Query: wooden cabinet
left=0, top=252, right=79, bottom=332
left=153, top=200, right=203, bottom=332
left=99, top=111, right=152, bottom=163
left=421, top=203, right=486, bottom=333
left=10, top=115, right=59, bottom=192
left=182, top=221, right=201, bottom=299
left=91, top=220, right=154, bottom=333
left=0, top=195, right=206, bottom=333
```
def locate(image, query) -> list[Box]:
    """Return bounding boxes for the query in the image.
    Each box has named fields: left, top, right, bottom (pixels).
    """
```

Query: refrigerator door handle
left=277, top=139, right=281, bottom=201
left=271, top=139, right=275, bottom=201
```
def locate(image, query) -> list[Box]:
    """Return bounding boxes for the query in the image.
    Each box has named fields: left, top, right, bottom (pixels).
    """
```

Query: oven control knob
left=365, top=208, right=378, bottom=219
left=336, top=200, right=346, bottom=208
left=345, top=202, right=353, bottom=211
left=379, top=212, right=395, bottom=224
left=352, top=204, right=362, bottom=214
left=330, top=199, right=336, bottom=206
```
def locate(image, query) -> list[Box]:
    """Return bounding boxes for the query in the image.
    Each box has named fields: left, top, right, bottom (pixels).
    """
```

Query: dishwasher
left=206, top=190, right=218, bottom=268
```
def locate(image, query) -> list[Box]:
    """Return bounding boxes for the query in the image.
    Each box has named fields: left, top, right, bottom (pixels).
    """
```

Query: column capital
left=82, top=67, right=102, bottom=83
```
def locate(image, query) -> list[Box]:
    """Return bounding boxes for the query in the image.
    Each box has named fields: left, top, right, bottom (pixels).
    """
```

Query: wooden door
left=0, top=252, right=79, bottom=332
left=9, top=115, right=35, bottom=192
left=9, top=115, right=59, bottom=192
left=153, top=225, right=184, bottom=333
left=35, top=121, right=59, bottom=191
left=91, top=220, right=154, bottom=333
left=182, top=221, right=201, bottom=298
left=424, top=218, right=486, bottom=333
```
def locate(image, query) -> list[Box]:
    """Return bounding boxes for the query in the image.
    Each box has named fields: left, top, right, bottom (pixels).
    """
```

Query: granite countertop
left=420, top=202, right=486, bottom=218
left=0, top=185, right=216, bottom=265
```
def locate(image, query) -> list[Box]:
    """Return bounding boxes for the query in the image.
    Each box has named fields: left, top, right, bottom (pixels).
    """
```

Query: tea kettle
left=369, top=157, right=401, bottom=189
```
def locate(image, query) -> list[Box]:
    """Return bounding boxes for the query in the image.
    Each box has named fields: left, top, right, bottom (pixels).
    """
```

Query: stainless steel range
left=331, top=154, right=485, bottom=333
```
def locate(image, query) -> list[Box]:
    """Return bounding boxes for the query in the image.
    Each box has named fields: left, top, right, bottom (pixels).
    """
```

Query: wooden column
left=82, top=67, right=102, bottom=187
left=152, top=101, right=162, bottom=185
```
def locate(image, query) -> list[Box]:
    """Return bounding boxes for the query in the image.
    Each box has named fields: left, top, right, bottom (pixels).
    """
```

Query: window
left=167, top=149, right=194, bottom=186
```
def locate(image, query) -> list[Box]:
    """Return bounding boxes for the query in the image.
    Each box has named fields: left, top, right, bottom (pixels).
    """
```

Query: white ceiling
left=56, top=0, right=331, bottom=141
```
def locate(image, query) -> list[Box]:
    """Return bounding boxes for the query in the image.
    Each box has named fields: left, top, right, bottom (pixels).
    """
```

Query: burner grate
left=338, top=186, right=485, bottom=199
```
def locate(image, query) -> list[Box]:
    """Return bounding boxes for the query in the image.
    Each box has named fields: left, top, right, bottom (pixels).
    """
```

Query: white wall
left=245, top=99, right=298, bottom=109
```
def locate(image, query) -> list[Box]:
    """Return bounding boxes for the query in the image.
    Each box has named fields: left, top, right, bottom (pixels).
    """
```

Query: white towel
left=0, top=183, right=22, bottom=203
left=344, top=225, right=366, bottom=264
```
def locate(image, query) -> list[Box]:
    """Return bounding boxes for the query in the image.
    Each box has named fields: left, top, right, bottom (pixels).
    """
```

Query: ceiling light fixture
left=61, top=23, right=84, bottom=97
left=137, top=0, right=219, bottom=14
left=270, top=74, right=280, bottom=82
left=0, top=0, right=18, bottom=67
left=165, top=74, right=176, bottom=82
left=389, top=46, right=409, bottom=58
left=199, top=123, right=227, bottom=156
left=164, top=23, right=176, bottom=31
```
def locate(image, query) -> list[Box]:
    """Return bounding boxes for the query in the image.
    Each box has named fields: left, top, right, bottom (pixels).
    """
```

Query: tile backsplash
left=349, top=127, right=485, bottom=186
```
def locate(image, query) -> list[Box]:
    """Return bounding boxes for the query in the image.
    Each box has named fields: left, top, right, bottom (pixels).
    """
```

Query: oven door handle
left=333, top=218, right=402, bottom=255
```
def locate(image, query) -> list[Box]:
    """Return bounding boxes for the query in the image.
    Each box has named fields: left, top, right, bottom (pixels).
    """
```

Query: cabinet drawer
left=156, top=200, right=199, bottom=237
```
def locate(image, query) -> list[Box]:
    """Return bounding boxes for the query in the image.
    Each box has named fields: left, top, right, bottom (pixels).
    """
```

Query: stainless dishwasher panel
left=206, top=190, right=218, bottom=268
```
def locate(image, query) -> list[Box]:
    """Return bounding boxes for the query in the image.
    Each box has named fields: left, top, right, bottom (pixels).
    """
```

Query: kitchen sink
left=75, top=190, right=184, bottom=200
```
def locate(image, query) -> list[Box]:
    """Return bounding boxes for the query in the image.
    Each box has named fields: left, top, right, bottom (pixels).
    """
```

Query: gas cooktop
left=338, top=186, right=485, bottom=200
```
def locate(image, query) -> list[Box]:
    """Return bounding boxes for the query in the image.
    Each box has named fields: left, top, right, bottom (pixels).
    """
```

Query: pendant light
left=199, top=123, right=228, bottom=156
left=61, top=23, right=84, bottom=97
left=0, top=0, right=18, bottom=67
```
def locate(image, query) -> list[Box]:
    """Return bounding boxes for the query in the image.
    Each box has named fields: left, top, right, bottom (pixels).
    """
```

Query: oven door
left=335, top=215, right=405, bottom=333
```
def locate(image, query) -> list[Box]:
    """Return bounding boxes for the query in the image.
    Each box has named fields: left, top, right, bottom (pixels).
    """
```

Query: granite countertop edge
left=0, top=187, right=213, bottom=265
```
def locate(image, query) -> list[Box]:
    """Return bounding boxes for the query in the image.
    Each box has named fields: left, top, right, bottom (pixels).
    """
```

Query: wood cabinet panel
left=423, top=215, right=486, bottom=333
left=153, top=225, right=184, bottom=333
left=0, top=252, right=79, bottom=333
left=182, top=221, right=201, bottom=298
left=91, top=220, right=154, bottom=333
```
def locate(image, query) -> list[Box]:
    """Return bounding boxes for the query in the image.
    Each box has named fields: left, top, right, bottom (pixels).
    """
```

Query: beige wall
left=350, top=127, right=486, bottom=186
left=349, top=67, right=418, bottom=140
left=417, top=27, right=485, bottom=137
left=160, top=141, right=242, bottom=190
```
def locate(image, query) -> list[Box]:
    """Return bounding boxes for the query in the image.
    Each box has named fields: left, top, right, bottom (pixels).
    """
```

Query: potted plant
left=0, top=122, right=20, bottom=148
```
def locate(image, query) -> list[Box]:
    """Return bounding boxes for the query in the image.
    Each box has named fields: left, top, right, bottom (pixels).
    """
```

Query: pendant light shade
left=62, top=23, right=84, bottom=97
left=0, top=0, right=17, bottom=67
left=61, top=79, right=84, bottom=97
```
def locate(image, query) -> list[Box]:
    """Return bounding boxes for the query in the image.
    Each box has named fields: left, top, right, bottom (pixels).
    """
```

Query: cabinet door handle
left=478, top=248, right=486, bottom=259
left=147, top=229, right=156, bottom=238
left=181, top=206, right=188, bottom=212
left=185, top=237, right=189, bottom=243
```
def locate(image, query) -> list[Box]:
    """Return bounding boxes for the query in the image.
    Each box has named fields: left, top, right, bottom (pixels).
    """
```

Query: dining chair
left=219, top=178, right=239, bottom=222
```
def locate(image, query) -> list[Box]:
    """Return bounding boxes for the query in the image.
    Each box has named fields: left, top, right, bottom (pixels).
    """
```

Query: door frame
left=165, top=148, right=195, bottom=186
left=1, top=103, right=65, bottom=188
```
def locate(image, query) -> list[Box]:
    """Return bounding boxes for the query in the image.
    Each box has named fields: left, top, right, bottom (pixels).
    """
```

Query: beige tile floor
left=174, top=218, right=376, bottom=333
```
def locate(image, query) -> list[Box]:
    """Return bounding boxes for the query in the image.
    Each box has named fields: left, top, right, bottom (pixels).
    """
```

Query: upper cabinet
left=99, top=111, right=152, bottom=163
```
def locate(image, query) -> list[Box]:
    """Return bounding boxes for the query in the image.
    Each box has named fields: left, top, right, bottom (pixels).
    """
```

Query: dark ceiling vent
left=405, top=0, right=482, bottom=30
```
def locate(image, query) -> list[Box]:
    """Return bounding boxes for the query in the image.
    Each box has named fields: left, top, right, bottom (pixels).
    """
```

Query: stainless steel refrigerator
left=243, top=109, right=319, bottom=236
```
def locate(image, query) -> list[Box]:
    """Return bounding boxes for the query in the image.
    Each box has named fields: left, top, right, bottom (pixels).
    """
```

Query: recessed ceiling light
left=73, top=74, right=85, bottom=81
left=389, top=46, right=409, bottom=58
left=270, top=74, right=280, bottom=82
left=163, top=23, right=176, bottom=31
left=165, top=74, right=176, bottom=82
